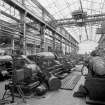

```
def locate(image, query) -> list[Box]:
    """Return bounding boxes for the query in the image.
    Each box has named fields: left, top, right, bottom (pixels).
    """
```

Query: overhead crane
left=49, top=12, right=105, bottom=42
left=49, top=0, right=105, bottom=42
left=50, top=13, right=105, bottom=27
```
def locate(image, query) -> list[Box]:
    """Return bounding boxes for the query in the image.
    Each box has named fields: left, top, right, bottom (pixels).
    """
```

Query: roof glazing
left=37, top=0, right=104, bottom=43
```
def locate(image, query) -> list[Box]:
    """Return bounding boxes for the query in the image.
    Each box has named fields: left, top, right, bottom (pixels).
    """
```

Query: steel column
left=40, top=25, right=45, bottom=52
left=19, top=0, right=27, bottom=54
left=52, top=32, right=55, bottom=52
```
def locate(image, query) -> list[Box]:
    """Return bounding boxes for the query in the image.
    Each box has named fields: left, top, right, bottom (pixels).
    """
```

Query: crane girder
left=50, top=13, right=105, bottom=27
left=52, top=17, right=105, bottom=27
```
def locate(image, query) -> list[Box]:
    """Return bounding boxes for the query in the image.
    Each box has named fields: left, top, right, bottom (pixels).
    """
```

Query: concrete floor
left=0, top=66, right=89, bottom=105
left=25, top=75, right=87, bottom=105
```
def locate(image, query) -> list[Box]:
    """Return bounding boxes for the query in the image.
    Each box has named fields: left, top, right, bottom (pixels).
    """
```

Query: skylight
left=37, top=0, right=104, bottom=43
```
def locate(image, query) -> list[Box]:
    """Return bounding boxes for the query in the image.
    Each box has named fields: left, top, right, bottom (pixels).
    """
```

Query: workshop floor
left=0, top=66, right=89, bottom=105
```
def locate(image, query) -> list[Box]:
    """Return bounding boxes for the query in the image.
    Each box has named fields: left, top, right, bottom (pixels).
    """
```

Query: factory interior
left=0, top=0, right=105, bottom=105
